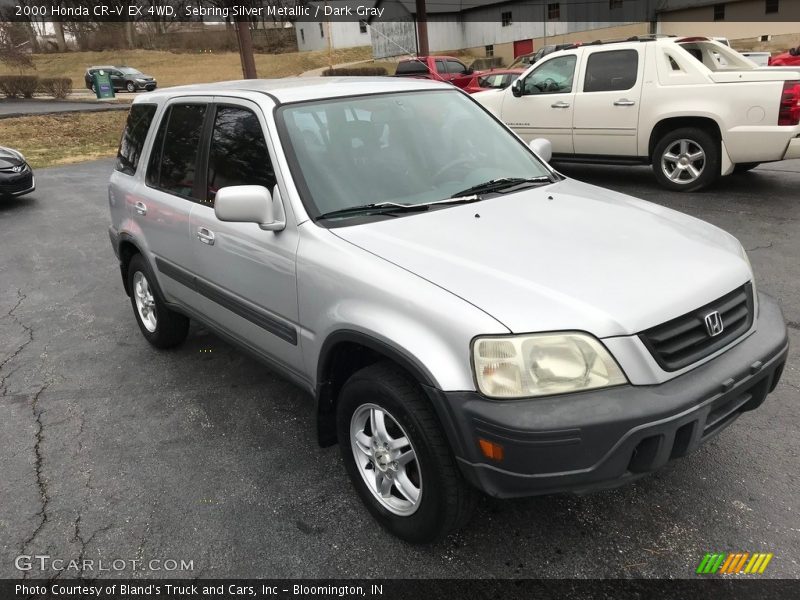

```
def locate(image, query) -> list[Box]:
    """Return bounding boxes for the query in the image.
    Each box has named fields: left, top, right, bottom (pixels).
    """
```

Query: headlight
left=472, top=332, right=627, bottom=399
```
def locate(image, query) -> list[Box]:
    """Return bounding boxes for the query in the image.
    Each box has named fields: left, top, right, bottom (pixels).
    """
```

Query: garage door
left=514, top=39, right=533, bottom=58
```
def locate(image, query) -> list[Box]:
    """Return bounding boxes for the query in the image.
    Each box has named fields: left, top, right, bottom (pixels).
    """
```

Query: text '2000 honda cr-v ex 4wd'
left=107, top=78, right=788, bottom=543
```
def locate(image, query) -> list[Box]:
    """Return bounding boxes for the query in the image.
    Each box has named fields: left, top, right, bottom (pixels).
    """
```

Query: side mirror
left=529, top=138, right=552, bottom=163
left=511, top=78, right=523, bottom=97
left=214, top=184, right=286, bottom=232
left=464, top=67, right=474, bottom=75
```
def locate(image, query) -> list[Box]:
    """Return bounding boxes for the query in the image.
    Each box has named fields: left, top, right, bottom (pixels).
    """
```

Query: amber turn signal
left=478, top=438, right=505, bottom=461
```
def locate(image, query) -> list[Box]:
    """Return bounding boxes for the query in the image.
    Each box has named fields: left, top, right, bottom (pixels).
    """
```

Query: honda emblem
left=704, top=311, right=724, bottom=337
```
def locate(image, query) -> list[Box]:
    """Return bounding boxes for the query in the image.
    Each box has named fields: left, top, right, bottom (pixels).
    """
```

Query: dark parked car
left=0, top=147, right=34, bottom=198
left=84, top=66, right=157, bottom=93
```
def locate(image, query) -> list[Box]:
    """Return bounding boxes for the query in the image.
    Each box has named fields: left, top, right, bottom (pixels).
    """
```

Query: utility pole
left=415, top=0, right=429, bottom=56
left=236, top=19, right=258, bottom=79
left=542, top=2, right=547, bottom=48
left=326, top=1, right=333, bottom=71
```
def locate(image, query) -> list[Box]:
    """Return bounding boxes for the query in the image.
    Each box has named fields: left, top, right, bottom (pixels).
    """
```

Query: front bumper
left=136, top=81, right=157, bottom=91
left=427, top=292, right=788, bottom=498
left=0, top=171, right=35, bottom=197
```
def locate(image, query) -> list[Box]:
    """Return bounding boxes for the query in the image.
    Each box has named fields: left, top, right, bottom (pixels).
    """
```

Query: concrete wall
left=426, top=18, right=466, bottom=53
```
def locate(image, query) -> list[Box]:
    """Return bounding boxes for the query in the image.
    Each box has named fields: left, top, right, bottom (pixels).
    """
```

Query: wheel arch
left=315, top=330, right=443, bottom=447
left=117, top=235, right=167, bottom=303
left=648, top=116, right=722, bottom=161
left=118, top=235, right=143, bottom=297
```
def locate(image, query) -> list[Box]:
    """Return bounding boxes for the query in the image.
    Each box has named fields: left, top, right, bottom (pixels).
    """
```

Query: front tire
left=126, top=81, right=136, bottom=93
left=127, top=254, right=189, bottom=349
left=652, top=127, right=720, bottom=192
left=337, top=362, right=477, bottom=543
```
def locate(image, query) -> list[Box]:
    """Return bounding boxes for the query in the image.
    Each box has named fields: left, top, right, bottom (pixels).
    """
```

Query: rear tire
left=336, top=362, right=477, bottom=543
left=652, top=127, right=720, bottom=192
left=127, top=254, right=189, bottom=349
left=733, top=162, right=760, bottom=174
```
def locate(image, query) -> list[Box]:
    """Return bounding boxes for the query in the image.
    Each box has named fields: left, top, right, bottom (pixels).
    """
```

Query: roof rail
left=580, top=35, right=677, bottom=47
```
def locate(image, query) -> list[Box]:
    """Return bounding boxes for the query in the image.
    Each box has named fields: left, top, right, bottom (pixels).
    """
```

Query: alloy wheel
left=350, top=403, right=422, bottom=516
left=132, top=271, right=157, bottom=333
left=661, top=139, right=706, bottom=184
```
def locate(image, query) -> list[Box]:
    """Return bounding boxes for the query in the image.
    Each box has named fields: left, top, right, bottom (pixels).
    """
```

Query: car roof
left=133, top=77, right=449, bottom=105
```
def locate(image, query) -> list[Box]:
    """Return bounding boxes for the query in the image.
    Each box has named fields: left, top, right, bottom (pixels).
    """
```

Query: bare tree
left=0, top=21, right=35, bottom=70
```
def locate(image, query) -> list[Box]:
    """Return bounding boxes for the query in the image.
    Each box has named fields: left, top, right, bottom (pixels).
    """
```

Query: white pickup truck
left=475, top=36, right=800, bottom=191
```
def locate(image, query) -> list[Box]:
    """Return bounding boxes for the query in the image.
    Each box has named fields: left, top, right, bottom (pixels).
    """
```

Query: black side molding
left=154, top=256, right=298, bottom=346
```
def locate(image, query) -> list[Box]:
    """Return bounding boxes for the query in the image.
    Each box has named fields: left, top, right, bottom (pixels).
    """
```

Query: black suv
left=84, top=66, right=157, bottom=93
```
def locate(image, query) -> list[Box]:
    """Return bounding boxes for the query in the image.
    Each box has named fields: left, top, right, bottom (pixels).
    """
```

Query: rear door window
left=205, top=106, right=276, bottom=206
left=146, top=103, right=207, bottom=199
left=583, top=49, right=639, bottom=92
left=116, top=104, right=157, bottom=176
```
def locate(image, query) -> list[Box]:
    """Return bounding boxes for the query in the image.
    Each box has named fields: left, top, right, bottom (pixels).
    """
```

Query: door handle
left=197, top=227, right=216, bottom=246
left=551, top=101, right=571, bottom=108
left=134, top=201, right=147, bottom=216
left=614, top=99, right=636, bottom=106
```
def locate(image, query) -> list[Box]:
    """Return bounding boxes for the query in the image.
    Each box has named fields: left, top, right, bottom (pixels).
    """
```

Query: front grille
left=639, top=283, right=754, bottom=371
left=0, top=172, right=33, bottom=194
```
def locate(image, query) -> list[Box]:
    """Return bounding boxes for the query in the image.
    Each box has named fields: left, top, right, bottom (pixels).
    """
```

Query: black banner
left=0, top=0, right=795, bottom=23
left=4, top=579, right=800, bottom=600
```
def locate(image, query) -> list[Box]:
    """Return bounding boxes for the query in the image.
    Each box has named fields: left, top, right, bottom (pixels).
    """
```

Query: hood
left=0, top=147, right=25, bottom=169
left=332, top=179, right=751, bottom=338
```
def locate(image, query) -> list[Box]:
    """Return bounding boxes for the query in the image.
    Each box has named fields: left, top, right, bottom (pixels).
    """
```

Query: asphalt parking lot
left=0, top=159, right=798, bottom=579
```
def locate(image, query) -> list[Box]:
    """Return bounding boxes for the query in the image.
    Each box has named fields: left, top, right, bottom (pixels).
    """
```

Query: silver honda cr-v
left=108, top=77, right=788, bottom=543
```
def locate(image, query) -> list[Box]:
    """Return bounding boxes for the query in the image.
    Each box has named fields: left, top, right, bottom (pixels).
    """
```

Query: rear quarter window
left=116, top=104, right=157, bottom=176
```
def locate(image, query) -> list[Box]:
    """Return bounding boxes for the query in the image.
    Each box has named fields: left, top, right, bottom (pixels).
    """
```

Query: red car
left=769, top=47, right=800, bottom=67
left=462, top=68, right=526, bottom=94
left=394, top=56, right=485, bottom=89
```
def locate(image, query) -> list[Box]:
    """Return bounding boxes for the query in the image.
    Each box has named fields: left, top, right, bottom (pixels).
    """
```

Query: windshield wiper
left=450, top=176, right=552, bottom=199
left=317, top=201, right=430, bottom=220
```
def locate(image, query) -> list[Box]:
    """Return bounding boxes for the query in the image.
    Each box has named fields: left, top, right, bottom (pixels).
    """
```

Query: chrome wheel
left=132, top=271, right=157, bottom=333
left=661, top=139, right=706, bottom=184
left=350, top=403, right=422, bottom=516
left=126, top=82, right=136, bottom=92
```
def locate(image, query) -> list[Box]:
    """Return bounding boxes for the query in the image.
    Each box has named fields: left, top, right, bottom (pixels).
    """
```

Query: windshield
left=119, top=67, right=143, bottom=75
left=277, top=90, right=551, bottom=222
